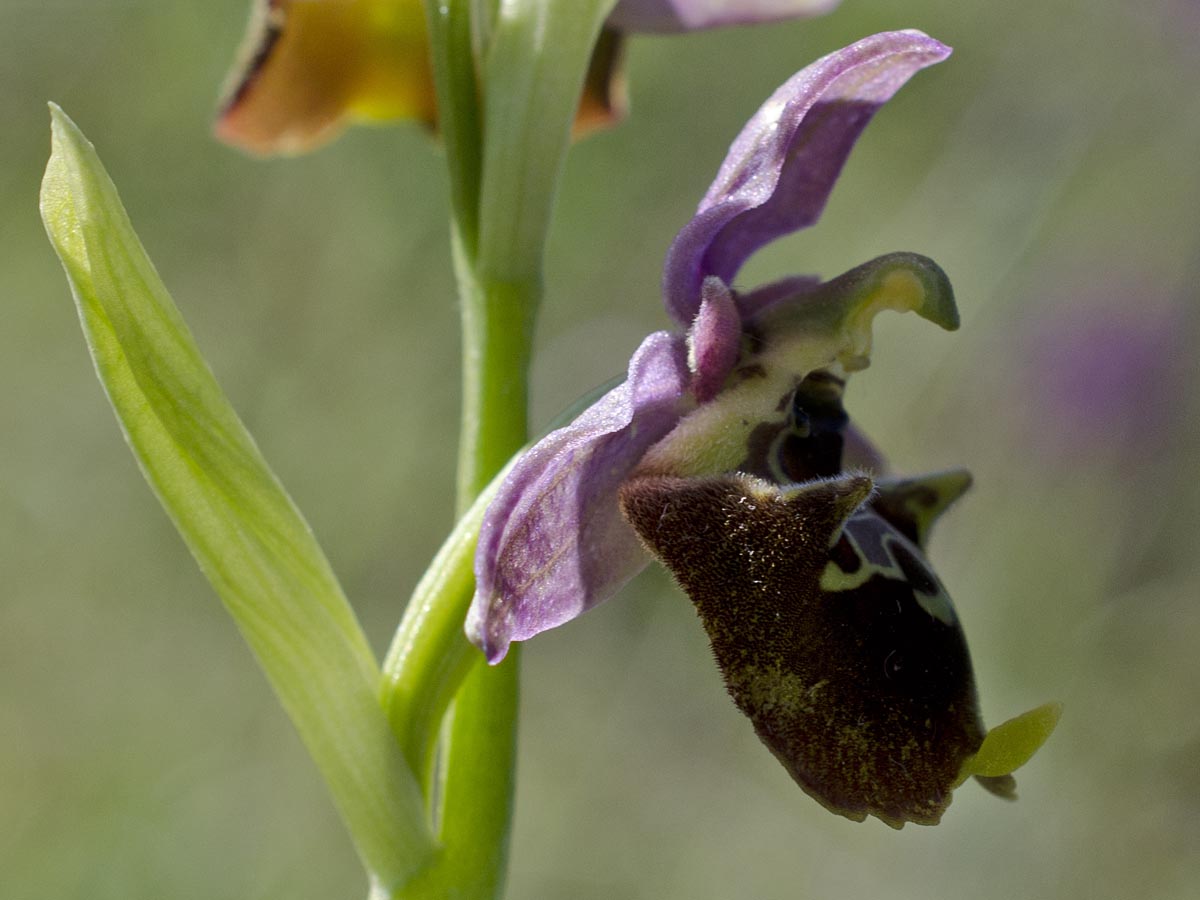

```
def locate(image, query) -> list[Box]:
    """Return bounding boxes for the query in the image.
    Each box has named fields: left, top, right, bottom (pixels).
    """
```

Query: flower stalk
left=378, top=1, right=618, bottom=895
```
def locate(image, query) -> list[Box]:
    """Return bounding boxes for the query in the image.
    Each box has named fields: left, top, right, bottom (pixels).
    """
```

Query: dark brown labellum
left=619, top=471, right=988, bottom=827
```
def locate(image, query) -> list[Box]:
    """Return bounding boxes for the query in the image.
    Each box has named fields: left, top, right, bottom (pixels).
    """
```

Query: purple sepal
left=468, top=331, right=692, bottom=663
left=608, top=0, right=841, bottom=34
left=688, top=277, right=742, bottom=402
left=662, top=31, right=952, bottom=325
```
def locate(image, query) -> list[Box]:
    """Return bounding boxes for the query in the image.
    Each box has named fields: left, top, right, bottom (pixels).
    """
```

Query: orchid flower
left=216, top=0, right=842, bottom=155
left=466, top=31, right=1059, bottom=828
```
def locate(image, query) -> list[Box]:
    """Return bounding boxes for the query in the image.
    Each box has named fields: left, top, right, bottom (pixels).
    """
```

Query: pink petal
left=688, top=277, right=743, bottom=402
left=468, top=331, right=692, bottom=663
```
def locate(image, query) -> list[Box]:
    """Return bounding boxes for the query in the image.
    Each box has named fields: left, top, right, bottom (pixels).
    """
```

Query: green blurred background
left=2, top=1, right=1198, bottom=898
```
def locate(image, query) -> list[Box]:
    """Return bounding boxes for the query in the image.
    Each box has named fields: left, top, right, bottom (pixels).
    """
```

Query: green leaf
left=39, top=105, right=434, bottom=891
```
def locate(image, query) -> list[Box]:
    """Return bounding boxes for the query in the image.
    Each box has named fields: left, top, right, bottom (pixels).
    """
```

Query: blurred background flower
left=216, top=0, right=842, bottom=154
left=1016, top=269, right=1188, bottom=466
left=1, top=1, right=1197, bottom=898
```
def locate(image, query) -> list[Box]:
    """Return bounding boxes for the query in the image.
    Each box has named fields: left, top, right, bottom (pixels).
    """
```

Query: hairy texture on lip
left=620, top=472, right=987, bottom=827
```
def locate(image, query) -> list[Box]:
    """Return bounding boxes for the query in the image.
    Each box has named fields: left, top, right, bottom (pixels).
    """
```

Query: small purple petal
left=468, top=331, right=692, bottom=663
left=688, top=277, right=742, bottom=402
left=608, top=0, right=841, bottom=33
left=663, top=31, right=952, bottom=324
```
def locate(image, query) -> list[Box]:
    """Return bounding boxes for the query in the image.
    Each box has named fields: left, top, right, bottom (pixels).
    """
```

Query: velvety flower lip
left=608, top=0, right=841, bottom=34
left=663, top=30, right=951, bottom=324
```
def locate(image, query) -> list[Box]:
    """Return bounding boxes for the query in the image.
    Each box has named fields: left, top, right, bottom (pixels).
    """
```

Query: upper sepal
left=662, top=31, right=952, bottom=325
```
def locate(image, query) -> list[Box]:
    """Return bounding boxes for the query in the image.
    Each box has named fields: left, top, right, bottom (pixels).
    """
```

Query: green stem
left=437, top=653, right=520, bottom=891
left=393, top=651, right=520, bottom=900
left=455, top=231, right=537, bottom=506
left=380, top=2, right=619, bottom=896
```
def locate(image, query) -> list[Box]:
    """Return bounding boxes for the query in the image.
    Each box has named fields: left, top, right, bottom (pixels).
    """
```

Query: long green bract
left=40, top=105, right=435, bottom=893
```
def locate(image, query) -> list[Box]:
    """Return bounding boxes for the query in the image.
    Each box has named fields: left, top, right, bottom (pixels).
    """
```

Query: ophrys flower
left=465, top=30, right=1059, bottom=828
